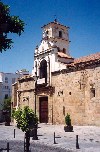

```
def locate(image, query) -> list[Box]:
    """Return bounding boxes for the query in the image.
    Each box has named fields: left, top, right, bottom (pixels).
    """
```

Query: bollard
left=14, top=129, right=15, bottom=138
left=32, top=125, right=38, bottom=140
left=24, top=136, right=25, bottom=152
left=7, top=142, right=9, bottom=152
left=54, top=132, right=56, bottom=144
left=76, top=135, right=80, bottom=149
left=24, top=131, right=30, bottom=152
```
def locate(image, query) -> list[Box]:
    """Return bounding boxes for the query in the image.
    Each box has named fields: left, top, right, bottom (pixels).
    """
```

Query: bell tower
left=32, top=20, right=73, bottom=85
left=41, top=19, right=70, bottom=55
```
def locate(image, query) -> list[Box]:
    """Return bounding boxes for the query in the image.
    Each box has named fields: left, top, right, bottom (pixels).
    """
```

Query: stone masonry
left=12, top=62, right=100, bottom=126
left=51, top=65, right=100, bottom=126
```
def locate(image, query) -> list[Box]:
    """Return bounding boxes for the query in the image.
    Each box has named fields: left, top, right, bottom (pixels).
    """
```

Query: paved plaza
left=0, top=123, right=100, bottom=152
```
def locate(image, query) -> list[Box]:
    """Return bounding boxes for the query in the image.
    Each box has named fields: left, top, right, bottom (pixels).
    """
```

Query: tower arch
left=39, top=59, right=47, bottom=83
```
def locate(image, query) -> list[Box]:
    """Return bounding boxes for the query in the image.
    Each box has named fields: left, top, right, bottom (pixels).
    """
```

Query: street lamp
left=34, top=76, right=38, bottom=115
left=32, top=62, right=38, bottom=140
left=33, top=61, right=38, bottom=115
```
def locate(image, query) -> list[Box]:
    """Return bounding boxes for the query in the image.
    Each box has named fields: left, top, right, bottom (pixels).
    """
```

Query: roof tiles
left=74, top=52, right=100, bottom=64
left=58, top=52, right=73, bottom=59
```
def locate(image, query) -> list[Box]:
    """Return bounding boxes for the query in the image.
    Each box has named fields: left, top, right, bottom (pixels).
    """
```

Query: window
left=12, top=78, right=16, bottom=84
left=39, top=60, right=47, bottom=83
left=5, top=86, right=9, bottom=89
left=5, top=94, right=8, bottom=99
left=90, top=88, right=95, bottom=98
left=57, top=47, right=60, bottom=52
left=5, top=77, right=8, bottom=83
left=63, top=106, right=65, bottom=116
left=59, top=31, right=62, bottom=38
left=69, top=92, right=71, bottom=95
left=63, top=48, right=66, bottom=53
left=46, top=30, right=49, bottom=34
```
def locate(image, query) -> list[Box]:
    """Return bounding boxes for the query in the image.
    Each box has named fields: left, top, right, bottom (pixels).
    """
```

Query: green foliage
left=3, top=97, right=11, bottom=113
left=65, top=113, right=71, bottom=126
left=12, top=106, right=38, bottom=132
left=2, top=97, right=11, bottom=122
left=0, top=1, right=24, bottom=52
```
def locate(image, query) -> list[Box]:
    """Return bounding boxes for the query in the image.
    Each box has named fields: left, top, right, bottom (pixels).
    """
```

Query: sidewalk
left=34, top=124, right=100, bottom=152
left=0, top=123, right=100, bottom=152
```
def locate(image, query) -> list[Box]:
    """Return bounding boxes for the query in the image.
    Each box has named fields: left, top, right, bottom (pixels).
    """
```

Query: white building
left=0, top=70, right=29, bottom=121
left=16, top=69, right=29, bottom=76
left=32, top=19, right=74, bottom=85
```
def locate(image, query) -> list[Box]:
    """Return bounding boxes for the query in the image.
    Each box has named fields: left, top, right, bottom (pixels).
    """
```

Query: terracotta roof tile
left=67, top=52, right=100, bottom=66
left=58, top=52, right=73, bottom=59
left=74, top=52, right=100, bottom=64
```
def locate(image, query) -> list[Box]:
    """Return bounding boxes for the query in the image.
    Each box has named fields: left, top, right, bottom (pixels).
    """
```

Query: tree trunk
left=24, top=131, right=30, bottom=152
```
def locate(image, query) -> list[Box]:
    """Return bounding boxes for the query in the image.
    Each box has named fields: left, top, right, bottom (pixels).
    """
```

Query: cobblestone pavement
left=0, top=140, right=68, bottom=152
left=0, top=123, right=100, bottom=152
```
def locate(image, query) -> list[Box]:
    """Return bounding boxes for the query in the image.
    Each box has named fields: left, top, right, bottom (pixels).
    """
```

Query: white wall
left=32, top=21, right=70, bottom=81
left=0, top=72, right=29, bottom=110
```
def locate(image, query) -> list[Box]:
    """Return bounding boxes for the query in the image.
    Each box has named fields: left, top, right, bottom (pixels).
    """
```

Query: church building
left=12, top=20, right=100, bottom=126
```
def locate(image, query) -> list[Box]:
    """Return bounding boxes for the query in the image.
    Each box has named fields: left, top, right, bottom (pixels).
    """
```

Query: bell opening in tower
left=39, top=60, right=47, bottom=83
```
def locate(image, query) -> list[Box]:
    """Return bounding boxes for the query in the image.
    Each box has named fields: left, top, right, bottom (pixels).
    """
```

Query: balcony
left=37, top=78, right=45, bottom=85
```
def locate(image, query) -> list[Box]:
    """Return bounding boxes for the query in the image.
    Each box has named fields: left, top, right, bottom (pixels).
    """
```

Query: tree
left=12, top=106, right=38, bottom=151
left=12, top=106, right=38, bottom=132
left=64, top=113, right=73, bottom=132
left=2, top=97, right=11, bottom=125
left=3, top=97, right=11, bottom=112
left=0, top=1, right=24, bottom=52
left=65, top=113, right=71, bottom=126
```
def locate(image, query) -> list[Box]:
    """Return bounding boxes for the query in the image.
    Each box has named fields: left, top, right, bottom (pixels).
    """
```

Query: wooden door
left=39, top=97, right=48, bottom=123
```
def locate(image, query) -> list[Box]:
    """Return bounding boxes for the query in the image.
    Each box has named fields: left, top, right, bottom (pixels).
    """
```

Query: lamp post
left=31, top=61, right=38, bottom=140
left=34, top=61, right=38, bottom=115
left=34, top=77, right=37, bottom=115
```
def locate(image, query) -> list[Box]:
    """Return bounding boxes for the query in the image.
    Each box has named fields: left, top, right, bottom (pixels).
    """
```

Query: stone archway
left=39, top=59, right=47, bottom=83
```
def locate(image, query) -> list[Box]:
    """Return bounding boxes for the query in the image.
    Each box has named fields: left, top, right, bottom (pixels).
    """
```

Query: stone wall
left=17, top=78, right=35, bottom=111
left=51, top=66, right=100, bottom=126
left=12, top=66, right=100, bottom=126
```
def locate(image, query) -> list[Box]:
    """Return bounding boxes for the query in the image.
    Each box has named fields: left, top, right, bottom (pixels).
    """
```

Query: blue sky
left=0, top=0, right=100, bottom=73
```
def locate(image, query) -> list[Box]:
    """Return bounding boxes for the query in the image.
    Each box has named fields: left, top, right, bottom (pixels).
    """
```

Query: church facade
left=12, top=20, right=100, bottom=126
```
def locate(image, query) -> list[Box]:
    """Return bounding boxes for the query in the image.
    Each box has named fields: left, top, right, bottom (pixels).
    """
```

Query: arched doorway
left=39, top=60, right=47, bottom=83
